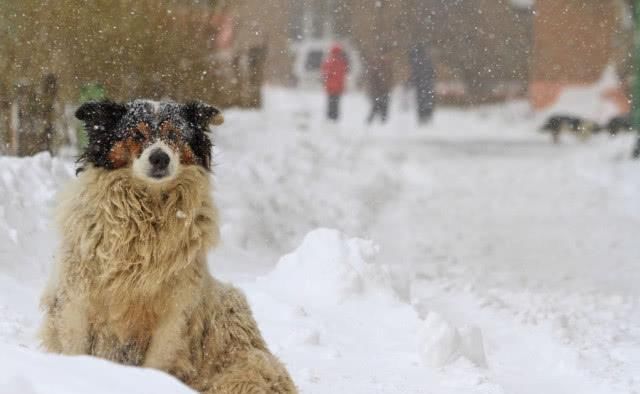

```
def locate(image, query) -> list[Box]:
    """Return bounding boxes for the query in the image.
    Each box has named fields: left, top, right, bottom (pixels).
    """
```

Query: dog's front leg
left=56, top=293, right=92, bottom=355
left=143, top=284, right=195, bottom=377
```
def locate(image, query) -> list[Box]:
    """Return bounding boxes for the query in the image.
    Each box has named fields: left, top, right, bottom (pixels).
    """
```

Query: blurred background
left=0, top=0, right=636, bottom=155
left=1, top=2, right=640, bottom=392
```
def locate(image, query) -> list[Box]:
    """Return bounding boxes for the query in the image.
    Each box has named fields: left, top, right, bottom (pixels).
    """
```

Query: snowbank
left=419, top=312, right=487, bottom=368
left=257, top=228, right=391, bottom=307
left=0, top=344, right=193, bottom=394
left=242, top=228, right=439, bottom=393
left=0, top=153, right=73, bottom=283
left=542, top=66, right=626, bottom=123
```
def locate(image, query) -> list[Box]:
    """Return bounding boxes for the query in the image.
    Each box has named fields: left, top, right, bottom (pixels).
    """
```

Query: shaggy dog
left=540, top=114, right=600, bottom=143
left=39, top=99, right=297, bottom=393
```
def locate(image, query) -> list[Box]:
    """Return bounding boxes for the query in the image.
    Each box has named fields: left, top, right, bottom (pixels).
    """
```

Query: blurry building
left=427, top=0, right=533, bottom=104
left=530, top=0, right=633, bottom=112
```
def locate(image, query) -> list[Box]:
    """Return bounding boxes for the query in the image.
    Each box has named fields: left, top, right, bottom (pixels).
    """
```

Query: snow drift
left=0, top=343, right=193, bottom=394
left=257, top=228, right=392, bottom=306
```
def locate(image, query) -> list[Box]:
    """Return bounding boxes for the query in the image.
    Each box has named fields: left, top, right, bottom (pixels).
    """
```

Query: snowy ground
left=1, top=88, right=639, bottom=393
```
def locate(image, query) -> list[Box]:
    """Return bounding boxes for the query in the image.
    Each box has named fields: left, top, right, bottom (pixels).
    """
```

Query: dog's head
left=75, top=99, right=223, bottom=183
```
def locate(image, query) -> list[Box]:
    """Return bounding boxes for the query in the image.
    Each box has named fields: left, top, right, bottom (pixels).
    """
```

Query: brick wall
left=530, top=0, right=618, bottom=108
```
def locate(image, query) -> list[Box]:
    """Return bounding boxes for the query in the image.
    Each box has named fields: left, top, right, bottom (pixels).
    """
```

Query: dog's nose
left=149, top=149, right=170, bottom=170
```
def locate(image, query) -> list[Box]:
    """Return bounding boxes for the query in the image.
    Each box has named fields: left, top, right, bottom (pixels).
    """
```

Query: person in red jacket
left=321, top=44, right=349, bottom=121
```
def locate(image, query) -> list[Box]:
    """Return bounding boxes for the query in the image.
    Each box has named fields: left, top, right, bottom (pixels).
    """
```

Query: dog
left=605, top=115, right=635, bottom=136
left=39, top=99, right=297, bottom=393
left=540, top=114, right=600, bottom=143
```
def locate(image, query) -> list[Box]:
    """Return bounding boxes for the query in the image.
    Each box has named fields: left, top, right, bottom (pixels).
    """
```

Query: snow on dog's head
left=75, top=99, right=224, bottom=183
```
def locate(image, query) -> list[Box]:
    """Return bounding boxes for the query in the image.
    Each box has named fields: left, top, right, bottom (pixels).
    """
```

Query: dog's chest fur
left=57, top=166, right=219, bottom=364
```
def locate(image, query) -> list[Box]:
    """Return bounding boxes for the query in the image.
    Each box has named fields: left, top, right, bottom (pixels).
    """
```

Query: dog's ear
left=75, top=101, right=127, bottom=132
left=181, top=101, right=218, bottom=171
left=181, top=101, right=224, bottom=129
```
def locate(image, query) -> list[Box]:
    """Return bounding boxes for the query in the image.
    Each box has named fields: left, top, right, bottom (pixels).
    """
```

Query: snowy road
left=1, top=88, right=639, bottom=393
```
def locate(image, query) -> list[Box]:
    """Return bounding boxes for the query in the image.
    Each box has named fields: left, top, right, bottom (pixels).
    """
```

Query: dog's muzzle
left=133, top=141, right=178, bottom=183
left=149, top=148, right=171, bottom=179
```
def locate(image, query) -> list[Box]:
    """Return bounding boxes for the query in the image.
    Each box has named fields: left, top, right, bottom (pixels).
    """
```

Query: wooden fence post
left=0, top=82, right=10, bottom=155
left=13, top=74, right=59, bottom=156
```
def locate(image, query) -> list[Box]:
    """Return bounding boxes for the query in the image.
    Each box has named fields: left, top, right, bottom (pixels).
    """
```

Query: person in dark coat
left=409, top=44, right=436, bottom=124
left=366, top=51, right=393, bottom=124
left=321, top=44, right=349, bottom=121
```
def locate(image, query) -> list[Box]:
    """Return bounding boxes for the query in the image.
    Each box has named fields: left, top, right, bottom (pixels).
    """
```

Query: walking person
left=409, top=44, right=436, bottom=124
left=321, top=44, right=349, bottom=121
left=366, top=50, right=393, bottom=124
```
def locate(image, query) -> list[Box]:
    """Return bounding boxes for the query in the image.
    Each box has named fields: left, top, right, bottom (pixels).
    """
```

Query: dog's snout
left=135, top=143, right=176, bottom=182
left=149, top=149, right=170, bottom=169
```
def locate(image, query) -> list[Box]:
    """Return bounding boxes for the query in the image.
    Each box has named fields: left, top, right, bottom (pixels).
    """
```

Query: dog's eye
left=167, top=131, right=179, bottom=141
left=133, top=130, right=146, bottom=142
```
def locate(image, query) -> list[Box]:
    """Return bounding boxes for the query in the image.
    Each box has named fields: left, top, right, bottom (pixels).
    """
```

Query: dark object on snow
left=367, top=95, right=390, bottom=124
left=366, top=52, right=393, bottom=124
left=327, top=95, right=341, bottom=121
left=632, top=140, right=640, bottom=159
left=408, top=44, right=436, bottom=124
left=322, top=44, right=349, bottom=121
left=606, top=115, right=635, bottom=136
left=540, top=114, right=600, bottom=143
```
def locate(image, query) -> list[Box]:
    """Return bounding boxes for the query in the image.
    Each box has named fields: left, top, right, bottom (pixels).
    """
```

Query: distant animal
left=540, top=115, right=600, bottom=143
left=605, top=115, right=635, bottom=136
left=40, top=99, right=297, bottom=393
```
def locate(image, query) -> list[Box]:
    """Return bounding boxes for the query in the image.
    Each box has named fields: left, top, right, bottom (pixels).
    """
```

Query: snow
left=1, top=343, right=193, bottom=394
left=1, top=87, right=639, bottom=393
left=509, top=0, right=535, bottom=9
left=419, top=312, right=487, bottom=368
left=542, top=65, right=627, bottom=124
left=256, top=228, right=391, bottom=307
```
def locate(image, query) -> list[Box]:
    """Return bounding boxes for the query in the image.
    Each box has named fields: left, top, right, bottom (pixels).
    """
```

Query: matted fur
left=40, top=165, right=297, bottom=393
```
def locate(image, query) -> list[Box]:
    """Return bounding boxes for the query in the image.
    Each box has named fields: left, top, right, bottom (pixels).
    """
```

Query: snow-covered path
left=400, top=139, right=640, bottom=393
left=1, top=88, right=638, bottom=393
